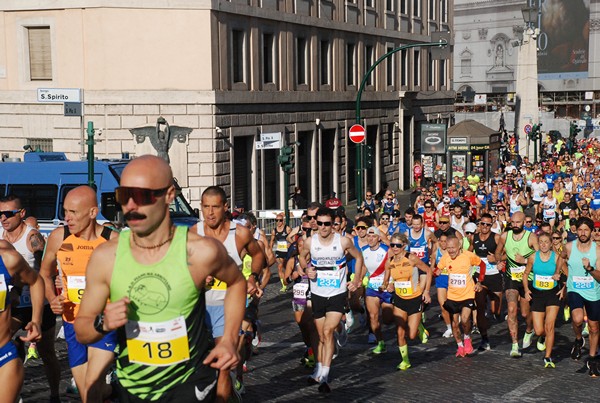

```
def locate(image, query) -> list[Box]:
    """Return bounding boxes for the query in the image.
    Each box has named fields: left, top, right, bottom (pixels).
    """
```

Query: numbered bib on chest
left=573, top=276, right=594, bottom=290
left=276, top=241, right=288, bottom=252
left=394, top=281, right=413, bottom=296
left=534, top=275, right=555, bottom=290
left=368, top=276, right=384, bottom=290
left=293, top=282, right=309, bottom=299
left=317, top=269, right=342, bottom=288
left=511, top=266, right=525, bottom=281
left=207, top=278, right=227, bottom=291
left=449, top=273, right=467, bottom=288
left=411, top=247, right=426, bottom=259
left=126, top=316, right=190, bottom=367
left=0, top=275, right=6, bottom=311
left=67, top=276, right=86, bottom=304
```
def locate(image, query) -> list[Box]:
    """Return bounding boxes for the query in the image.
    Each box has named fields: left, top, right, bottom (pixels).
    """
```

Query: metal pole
left=354, top=40, right=448, bottom=207
left=284, top=167, right=290, bottom=227
left=86, top=121, right=96, bottom=189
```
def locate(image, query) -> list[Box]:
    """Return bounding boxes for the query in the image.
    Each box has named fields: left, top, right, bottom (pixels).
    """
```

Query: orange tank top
left=389, top=254, right=422, bottom=299
left=56, top=226, right=112, bottom=323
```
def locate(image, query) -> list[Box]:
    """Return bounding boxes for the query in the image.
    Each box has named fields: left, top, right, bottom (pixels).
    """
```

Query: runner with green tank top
left=74, top=155, right=246, bottom=402
left=496, top=211, right=539, bottom=358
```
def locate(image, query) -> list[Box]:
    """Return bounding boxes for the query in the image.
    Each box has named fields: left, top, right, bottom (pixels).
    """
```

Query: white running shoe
left=442, top=328, right=453, bottom=338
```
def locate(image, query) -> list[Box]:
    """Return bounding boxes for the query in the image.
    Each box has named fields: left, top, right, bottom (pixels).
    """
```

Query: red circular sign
left=524, top=124, right=532, bottom=134
left=349, top=124, right=366, bottom=144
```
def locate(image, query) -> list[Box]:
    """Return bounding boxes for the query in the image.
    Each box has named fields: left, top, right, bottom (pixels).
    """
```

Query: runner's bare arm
left=39, top=227, right=64, bottom=304
left=342, top=236, right=364, bottom=290
left=27, top=229, right=45, bottom=269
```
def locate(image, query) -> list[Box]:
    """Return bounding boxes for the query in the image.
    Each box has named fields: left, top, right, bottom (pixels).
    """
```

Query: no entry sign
left=349, top=124, right=366, bottom=144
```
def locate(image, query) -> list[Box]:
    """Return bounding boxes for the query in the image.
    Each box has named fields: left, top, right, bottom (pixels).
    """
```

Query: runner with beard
left=563, top=217, right=600, bottom=377
left=496, top=211, right=539, bottom=357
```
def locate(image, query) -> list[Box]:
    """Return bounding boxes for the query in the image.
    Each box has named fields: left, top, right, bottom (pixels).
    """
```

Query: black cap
left=459, top=190, right=465, bottom=197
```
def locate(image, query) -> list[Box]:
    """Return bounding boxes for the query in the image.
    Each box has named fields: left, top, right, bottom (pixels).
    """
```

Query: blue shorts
left=435, top=274, right=448, bottom=289
left=365, top=287, right=393, bottom=304
left=0, top=341, right=19, bottom=368
left=567, top=292, right=600, bottom=322
left=205, top=305, right=225, bottom=339
left=63, top=322, right=117, bottom=368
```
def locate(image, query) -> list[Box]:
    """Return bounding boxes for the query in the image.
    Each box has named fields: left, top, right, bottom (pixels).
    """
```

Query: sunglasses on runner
left=390, top=243, right=404, bottom=248
left=355, top=225, right=368, bottom=230
left=0, top=209, right=22, bottom=218
left=316, top=221, right=332, bottom=227
left=115, top=186, right=170, bottom=206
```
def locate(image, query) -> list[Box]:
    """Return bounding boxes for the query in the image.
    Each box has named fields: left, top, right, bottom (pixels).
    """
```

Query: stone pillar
left=515, top=28, right=538, bottom=161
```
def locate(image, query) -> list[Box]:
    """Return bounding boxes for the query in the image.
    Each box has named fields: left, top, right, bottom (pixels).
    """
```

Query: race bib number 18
left=127, top=316, right=190, bottom=367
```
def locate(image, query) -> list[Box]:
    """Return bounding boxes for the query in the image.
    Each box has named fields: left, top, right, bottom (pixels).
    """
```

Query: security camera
left=216, top=126, right=223, bottom=135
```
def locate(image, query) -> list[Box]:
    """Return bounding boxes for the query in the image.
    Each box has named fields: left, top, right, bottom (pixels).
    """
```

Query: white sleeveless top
left=310, top=233, right=347, bottom=298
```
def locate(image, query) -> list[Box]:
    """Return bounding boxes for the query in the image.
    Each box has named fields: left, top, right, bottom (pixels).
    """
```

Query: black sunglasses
left=115, top=186, right=170, bottom=206
left=355, top=225, right=368, bottom=230
left=276, top=219, right=283, bottom=222
left=316, top=221, right=332, bottom=227
left=480, top=222, right=492, bottom=227
left=0, top=209, right=22, bottom=218
left=390, top=243, right=404, bottom=248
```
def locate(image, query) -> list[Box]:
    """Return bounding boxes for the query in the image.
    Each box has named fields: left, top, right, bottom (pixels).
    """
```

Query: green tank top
left=110, top=226, right=214, bottom=400
left=505, top=230, right=535, bottom=281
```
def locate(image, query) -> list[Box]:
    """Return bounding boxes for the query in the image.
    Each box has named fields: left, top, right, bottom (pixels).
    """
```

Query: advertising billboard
left=420, top=124, right=446, bottom=154
left=538, top=0, right=590, bottom=80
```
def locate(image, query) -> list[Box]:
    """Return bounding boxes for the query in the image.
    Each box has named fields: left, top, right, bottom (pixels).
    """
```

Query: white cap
left=464, top=222, right=477, bottom=234
left=366, top=226, right=381, bottom=236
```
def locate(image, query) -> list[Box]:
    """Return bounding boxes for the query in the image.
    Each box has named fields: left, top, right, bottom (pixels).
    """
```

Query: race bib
left=511, top=266, right=525, bottom=281
left=394, top=281, right=413, bottom=296
left=411, top=247, right=426, bottom=259
left=573, top=276, right=594, bottom=290
left=127, top=316, right=190, bottom=367
left=0, top=275, right=6, bottom=312
left=543, top=209, right=555, bottom=219
left=18, top=287, right=32, bottom=308
left=449, top=273, right=467, bottom=288
left=368, top=276, right=384, bottom=290
left=276, top=241, right=288, bottom=252
left=534, top=274, right=555, bottom=290
left=67, top=276, right=86, bottom=304
left=207, top=277, right=227, bottom=291
left=316, top=269, right=342, bottom=288
left=293, top=282, right=309, bottom=299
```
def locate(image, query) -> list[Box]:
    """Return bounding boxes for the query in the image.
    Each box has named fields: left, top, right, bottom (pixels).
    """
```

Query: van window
left=0, top=185, right=5, bottom=197
left=9, top=185, right=58, bottom=220
left=101, top=192, right=119, bottom=222
left=58, top=185, right=81, bottom=220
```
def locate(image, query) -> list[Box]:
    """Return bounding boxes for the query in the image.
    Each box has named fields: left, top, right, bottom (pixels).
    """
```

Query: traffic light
left=365, top=145, right=374, bottom=169
left=278, top=146, right=294, bottom=173
left=529, top=124, right=538, bottom=141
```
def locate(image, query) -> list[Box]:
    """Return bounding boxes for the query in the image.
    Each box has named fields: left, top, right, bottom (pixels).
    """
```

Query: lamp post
left=515, top=3, right=539, bottom=162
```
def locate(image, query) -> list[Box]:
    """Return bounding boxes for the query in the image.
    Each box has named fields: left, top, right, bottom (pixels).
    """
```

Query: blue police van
left=0, top=152, right=198, bottom=236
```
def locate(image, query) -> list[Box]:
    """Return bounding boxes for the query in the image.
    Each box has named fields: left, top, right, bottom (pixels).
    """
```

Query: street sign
left=37, top=88, right=81, bottom=103
left=349, top=124, right=366, bottom=144
left=64, top=102, right=82, bottom=117
left=256, top=140, right=281, bottom=150
left=524, top=124, right=533, bottom=134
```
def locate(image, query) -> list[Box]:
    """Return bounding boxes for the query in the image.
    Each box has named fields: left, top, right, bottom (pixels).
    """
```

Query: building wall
left=0, top=0, right=455, bottom=209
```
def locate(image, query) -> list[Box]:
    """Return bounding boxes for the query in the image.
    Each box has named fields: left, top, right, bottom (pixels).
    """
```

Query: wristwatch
left=249, top=272, right=260, bottom=282
left=94, top=314, right=109, bottom=335
left=585, top=265, right=595, bottom=273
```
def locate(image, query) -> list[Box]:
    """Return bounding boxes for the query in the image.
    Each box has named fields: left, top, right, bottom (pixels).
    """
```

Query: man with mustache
left=564, top=217, right=600, bottom=377
left=40, top=186, right=118, bottom=402
left=496, top=211, right=539, bottom=357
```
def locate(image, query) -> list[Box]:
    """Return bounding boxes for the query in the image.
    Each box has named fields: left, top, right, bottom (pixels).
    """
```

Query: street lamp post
left=354, top=33, right=450, bottom=207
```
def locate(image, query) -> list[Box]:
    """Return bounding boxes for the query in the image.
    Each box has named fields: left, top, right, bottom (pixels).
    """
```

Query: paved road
left=20, top=270, right=599, bottom=402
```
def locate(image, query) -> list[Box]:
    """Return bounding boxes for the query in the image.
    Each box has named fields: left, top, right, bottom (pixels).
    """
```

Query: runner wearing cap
left=362, top=227, right=392, bottom=354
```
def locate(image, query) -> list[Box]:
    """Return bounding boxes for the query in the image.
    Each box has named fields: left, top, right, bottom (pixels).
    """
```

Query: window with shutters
left=28, top=27, right=53, bottom=81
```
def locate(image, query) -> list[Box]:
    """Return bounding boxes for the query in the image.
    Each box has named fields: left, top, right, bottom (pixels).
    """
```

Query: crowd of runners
left=1, top=137, right=600, bottom=402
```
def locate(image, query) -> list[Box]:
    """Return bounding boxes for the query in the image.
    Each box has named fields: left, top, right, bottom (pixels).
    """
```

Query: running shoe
left=588, top=356, right=600, bottom=378
left=571, top=338, right=584, bottom=360
left=26, top=344, right=39, bottom=360
left=478, top=340, right=491, bottom=352
left=234, top=378, right=246, bottom=395
left=537, top=336, right=546, bottom=352
left=442, top=328, right=453, bottom=338
left=544, top=357, right=555, bottom=368
left=396, top=361, right=411, bottom=370
left=583, top=323, right=590, bottom=337
left=471, top=326, right=480, bottom=335
left=66, top=378, right=79, bottom=395
left=463, top=338, right=474, bottom=355
left=337, top=325, right=348, bottom=348
left=367, top=332, right=377, bottom=344
left=345, top=311, right=355, bottom=333
left=318, top=382, right=331, bottom=393
left=456, top=346, right=466, bottom=358
left=522, top=331, right=534, bottom=349
left=279, top=284, right=287, bottom=293
left=372, top=341, right=387, bottom=355
left=510, top=344, right=522, bottom=358
left=418, top=325, right=429, bottom=344
left=307, top=376, right=320, bottom=385
left=564, top=306, right=571, bottom=322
